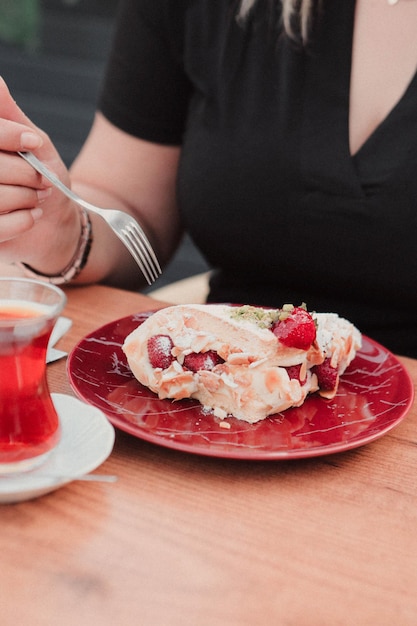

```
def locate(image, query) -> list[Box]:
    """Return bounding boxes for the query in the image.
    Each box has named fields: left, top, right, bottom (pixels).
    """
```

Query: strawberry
left=285, top=364, right=307, bottom=385
left=183, top=350, right=223, bottom=372
left=147, top=334, right=174, bottom=369
left=272, top=306, right=316, bottom=350
left=313, top=358, right=338, bottom=391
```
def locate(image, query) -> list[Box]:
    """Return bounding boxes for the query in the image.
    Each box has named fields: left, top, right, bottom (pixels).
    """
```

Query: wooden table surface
left=2, top=284, right=417, bottom=626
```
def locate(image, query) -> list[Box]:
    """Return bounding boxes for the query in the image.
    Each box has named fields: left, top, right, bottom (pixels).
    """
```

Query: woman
left=1, top=0, right=417, bottom=356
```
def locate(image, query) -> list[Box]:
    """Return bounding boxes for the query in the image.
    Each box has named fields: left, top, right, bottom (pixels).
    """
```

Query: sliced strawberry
left=285, top=364, right=307, bottom=386
left=183, top=350, right=224, bottom=372
left=313, top=358, right=338, bottom=391
left=147, top=334, right=174, bottom=369
left=272, top=307, right=316, bottom=350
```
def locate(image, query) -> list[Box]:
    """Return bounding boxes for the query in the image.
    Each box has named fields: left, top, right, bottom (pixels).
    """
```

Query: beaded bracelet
left=18, top=207, right=93, bottom=285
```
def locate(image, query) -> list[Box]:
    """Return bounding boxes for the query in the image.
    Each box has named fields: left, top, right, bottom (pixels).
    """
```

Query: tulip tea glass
left=0, top=278, right=66, bottom=474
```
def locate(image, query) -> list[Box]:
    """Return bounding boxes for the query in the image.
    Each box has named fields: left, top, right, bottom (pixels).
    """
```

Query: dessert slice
left=122, top=304, right=361, bottom=423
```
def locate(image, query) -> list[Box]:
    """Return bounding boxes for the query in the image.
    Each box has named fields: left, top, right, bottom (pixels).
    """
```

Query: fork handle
left=18, top=151, right=95, bottom=214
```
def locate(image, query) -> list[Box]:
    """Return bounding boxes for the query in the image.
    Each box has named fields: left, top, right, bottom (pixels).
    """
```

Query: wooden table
left=1, top=284, right=417, bottom=626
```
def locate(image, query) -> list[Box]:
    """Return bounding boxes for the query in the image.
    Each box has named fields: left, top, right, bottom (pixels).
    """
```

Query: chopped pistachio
left=230, top=305, right=280, bottom=328
left=230, top=303, right=312, bottom=329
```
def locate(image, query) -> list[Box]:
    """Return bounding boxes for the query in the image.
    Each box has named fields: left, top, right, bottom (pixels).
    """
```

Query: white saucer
left=0, top=394, right=115, bottom=504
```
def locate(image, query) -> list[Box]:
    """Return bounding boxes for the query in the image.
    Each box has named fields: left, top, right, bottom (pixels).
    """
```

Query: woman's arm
left=69, top=112, right=182, bottom=288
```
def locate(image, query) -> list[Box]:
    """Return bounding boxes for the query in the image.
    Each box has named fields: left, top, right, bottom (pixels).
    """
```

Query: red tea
left=0, top=302, right=60, bottom=467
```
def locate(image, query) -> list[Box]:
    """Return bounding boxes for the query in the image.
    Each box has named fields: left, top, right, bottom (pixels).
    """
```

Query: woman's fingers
left=0, top=79, right=54, bottom=245
left=0, top=181, right=52, bottom=213
left=0, top=121, right=43, bottom=152
left=0, top=150, right=50, bottom=188
left=0, top=147, right=53, bottom=225
left=0, top=150, right=52, bottom=227
left=0, top=207, right=44, bottom=243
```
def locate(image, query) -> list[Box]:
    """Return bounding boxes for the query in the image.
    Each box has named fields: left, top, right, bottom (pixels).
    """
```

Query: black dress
left=99, top=0, right=417, bottom=356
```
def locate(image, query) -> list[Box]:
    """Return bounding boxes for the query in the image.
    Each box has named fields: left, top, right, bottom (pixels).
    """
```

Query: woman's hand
left=0, top=78, right=81, bottom=274
left=0, top=78, right=183, bottom=288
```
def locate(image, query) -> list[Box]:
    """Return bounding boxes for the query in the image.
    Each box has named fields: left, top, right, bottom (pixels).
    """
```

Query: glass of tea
left=0, top=277, right=66, bottom=474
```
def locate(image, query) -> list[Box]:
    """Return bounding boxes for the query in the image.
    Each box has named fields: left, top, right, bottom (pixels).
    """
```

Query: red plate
left=67, top=312, right=414, bottom=460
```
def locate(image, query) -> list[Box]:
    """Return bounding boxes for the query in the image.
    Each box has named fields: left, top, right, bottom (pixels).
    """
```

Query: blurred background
left=0, top=0, right=210, bottom=290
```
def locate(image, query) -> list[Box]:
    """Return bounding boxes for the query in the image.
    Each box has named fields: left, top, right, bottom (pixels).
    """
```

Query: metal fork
left=18, top=151, right=162, bottom=285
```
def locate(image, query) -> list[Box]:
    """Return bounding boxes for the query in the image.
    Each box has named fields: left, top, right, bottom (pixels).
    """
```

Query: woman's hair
left=237, top=0, right=315, bottom=43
